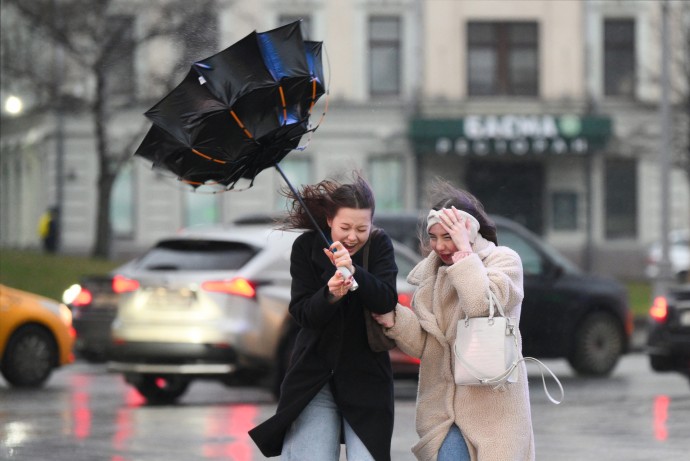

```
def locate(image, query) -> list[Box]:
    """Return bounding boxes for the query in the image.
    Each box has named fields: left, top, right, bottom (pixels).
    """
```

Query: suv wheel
left=130, top=374, right=191, bottom=404
left=1, top=325, right=57, bottom=387
left=649, top=354, right=672, bottom=371
left=568, top=312, right=624, bottom=376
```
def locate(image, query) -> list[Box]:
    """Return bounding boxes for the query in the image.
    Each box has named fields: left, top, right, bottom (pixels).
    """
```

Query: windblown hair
left=424, top=178, right=498, bottom=245
left=281, top=172, right=376, bottom=232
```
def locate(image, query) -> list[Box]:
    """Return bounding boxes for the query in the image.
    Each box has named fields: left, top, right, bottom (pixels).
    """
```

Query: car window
left=498, top=229, right=543, bottom=276
left=136, top=240, right=257, bottom=271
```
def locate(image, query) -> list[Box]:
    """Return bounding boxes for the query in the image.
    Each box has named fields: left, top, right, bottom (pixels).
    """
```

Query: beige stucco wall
left=423, top=0, right=584, bottom=101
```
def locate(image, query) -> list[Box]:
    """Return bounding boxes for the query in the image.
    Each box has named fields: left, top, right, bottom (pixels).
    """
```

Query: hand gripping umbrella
left=135, top=21, right=357, bottom=289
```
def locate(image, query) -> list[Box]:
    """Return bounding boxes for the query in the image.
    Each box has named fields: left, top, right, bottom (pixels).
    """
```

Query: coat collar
left=406, top=235, right=496, bottom=342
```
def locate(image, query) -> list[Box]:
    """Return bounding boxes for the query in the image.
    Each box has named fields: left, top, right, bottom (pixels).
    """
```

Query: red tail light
left=650, top=296, right=668, bottom=322
left=202, top=278, right=256, bottom=298
left=71, top=287, right=93, bottom=307
left=112, top=275, right=140, bottom=294
left=398, top=292, right=413, bottom=308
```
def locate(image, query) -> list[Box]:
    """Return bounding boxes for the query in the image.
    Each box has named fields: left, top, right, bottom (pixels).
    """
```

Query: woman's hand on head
left=439, top=207, right=473, bottom=254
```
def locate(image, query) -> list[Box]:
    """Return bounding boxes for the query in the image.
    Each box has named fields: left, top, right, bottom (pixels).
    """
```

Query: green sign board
left=409, top=115, right=613, bottom=157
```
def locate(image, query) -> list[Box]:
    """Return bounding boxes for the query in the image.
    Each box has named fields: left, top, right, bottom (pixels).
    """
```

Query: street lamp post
left=654, top=0, right=674, bottom=297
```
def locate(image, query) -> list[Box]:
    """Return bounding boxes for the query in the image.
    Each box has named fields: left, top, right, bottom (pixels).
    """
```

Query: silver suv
left=108, top=224, right=419, bottom=404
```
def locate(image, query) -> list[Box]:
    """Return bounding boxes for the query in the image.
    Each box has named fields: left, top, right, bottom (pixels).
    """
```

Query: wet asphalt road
left=1, top=353, right=688, bottom=461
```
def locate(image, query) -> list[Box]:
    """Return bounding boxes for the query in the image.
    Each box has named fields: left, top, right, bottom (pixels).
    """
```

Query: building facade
left=1, top=0, right=688, bottom=280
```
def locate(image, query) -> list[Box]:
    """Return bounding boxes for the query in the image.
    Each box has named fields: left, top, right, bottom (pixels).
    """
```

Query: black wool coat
left=248, top=229, right=399, bottom=461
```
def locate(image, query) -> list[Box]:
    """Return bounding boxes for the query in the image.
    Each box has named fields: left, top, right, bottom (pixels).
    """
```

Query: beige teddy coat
left=385, top=235, right=535, bottom=461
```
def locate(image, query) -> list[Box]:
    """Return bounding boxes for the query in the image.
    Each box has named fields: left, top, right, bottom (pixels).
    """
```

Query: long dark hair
left=281, top=171, right=376, bottom=232
left=424, top=178, right=497, bottom=245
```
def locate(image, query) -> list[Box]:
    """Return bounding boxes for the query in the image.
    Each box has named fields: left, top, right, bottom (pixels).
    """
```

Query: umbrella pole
left=274, top=163, right=332, bottom=248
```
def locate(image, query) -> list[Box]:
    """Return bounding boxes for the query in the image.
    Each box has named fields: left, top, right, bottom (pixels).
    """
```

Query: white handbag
left=454, top=290, right=519, bottom=386
left=454, top=290, right=564, bottom=404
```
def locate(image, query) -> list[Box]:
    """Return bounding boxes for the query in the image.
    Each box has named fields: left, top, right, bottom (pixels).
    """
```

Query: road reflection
left=62, top=369, right=261, bottom=460
left=654, top=395, right=670, bottom=441
left=202, top=405, right=258, bottom=460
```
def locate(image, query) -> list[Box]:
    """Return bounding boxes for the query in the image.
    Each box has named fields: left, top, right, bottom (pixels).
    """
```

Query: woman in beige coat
left=373, top=182, right=534, bottom=461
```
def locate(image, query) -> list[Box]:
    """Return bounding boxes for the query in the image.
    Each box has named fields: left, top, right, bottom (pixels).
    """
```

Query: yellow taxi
left=0, top=284, right=75, bottom=387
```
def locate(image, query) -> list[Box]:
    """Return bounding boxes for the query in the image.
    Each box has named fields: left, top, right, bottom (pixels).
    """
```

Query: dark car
left=62, top=274, right=128, bottom=362
left=647, top=284, right=690, bottom=383
left=374, top=212, right=633, bottom=377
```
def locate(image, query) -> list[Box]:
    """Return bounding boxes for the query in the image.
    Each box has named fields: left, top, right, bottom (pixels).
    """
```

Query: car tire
left=132, top=375, right=191, bottom=405
left=568, top=312, right=625, bottom=376
left=1, top=325, right=57, bottom=387
left=649, top=354, right=673, bottom=371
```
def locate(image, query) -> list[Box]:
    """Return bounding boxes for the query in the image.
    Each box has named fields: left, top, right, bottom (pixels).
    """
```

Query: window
left=605, top=159, right=637, bottom=239
left=551, top=191, right=578, bottom=231
left=369, top=157, right=404, bottom=211
left=604, top=19, right=635, bottom=97
left=104, top=15, right=136, bottom=99
left=185, top=188, right=219, bottom=227
left=278, top=14, right=311, bottom=39
left=111, top=163, right=135, bottom=238
left=274, top=156, right=312, bottom=210
left=467, top=22, right=538, bottom=96
left=369, top=16, right=401, bottom=96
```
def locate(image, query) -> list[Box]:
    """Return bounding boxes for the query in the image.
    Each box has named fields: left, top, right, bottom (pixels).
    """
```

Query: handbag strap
left=521, top=357, right=565, bottom=405
left=363, top=228, right=379, bottom=271
left=463, top=289, right=506, bottom=324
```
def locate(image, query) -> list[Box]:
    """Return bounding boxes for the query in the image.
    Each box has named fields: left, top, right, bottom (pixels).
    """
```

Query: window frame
left=467, top=21, right=539, bottom=96
left=368, top=15, right=402, bottom=96
left=603, top=18, right=636, bottom=98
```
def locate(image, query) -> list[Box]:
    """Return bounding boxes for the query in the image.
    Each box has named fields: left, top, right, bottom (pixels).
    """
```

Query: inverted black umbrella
left=134, top=21, right=355, bottom=286
left=134, top=20, right=326, bottom=189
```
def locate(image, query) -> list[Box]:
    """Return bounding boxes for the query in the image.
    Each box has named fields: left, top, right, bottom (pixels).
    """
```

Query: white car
left=645, top=229, right=689, bottom=283
left=106, top=224, right=419, bottom=404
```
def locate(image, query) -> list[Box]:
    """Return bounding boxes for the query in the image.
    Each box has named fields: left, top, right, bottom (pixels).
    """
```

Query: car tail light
left=650, top=296, right=668, bottom=322
left=202, top=278, right=256, bottom=298
left=63, top=284, right=93, bottom=307
left=398, top=292, right=412, bottom=308
left=112, top=275, right=140, bottom=294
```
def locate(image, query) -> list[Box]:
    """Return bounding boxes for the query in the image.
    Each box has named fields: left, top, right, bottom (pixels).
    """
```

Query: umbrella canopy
left=134, top=21, right=326, bottom=189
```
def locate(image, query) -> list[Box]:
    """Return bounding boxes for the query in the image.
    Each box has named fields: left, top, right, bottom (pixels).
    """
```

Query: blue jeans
left=438, top=424, right=471, bottom=461
left=281, top=384, right=375, bottom=461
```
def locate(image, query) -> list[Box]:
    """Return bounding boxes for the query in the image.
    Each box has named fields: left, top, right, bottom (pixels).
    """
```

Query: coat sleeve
left=288, top=234, right=341, bottom=330
left=383, top=303, right=427, bottom=359
left=446, top=246, right=524, bottom=318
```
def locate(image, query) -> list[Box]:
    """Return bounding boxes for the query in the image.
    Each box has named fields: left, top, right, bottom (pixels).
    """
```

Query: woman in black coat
left=249, top=173, right=398, bottom=461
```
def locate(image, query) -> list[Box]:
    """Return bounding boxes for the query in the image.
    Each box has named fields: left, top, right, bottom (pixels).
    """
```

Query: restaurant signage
left=409, top=115, right=612, bottom=156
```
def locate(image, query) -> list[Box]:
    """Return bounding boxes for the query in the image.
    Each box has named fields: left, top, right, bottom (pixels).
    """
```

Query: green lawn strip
left=0, top=249, right=121, bottom=301
left=626, top=280, right=652, bottom=319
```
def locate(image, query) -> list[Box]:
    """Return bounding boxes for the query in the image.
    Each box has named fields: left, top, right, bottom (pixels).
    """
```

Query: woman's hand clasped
left=371, top=311, right=395, bottom=329
left=324, top=241, right=354, bottom=301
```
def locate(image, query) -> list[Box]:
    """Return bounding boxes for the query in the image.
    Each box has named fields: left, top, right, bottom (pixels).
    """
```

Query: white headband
left=426, top=208, right=480, bottom=243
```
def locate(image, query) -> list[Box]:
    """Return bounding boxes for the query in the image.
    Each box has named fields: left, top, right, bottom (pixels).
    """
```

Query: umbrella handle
left=275, top=163, right=358, bottom=291
left=338, top=266, right=359, bottom=291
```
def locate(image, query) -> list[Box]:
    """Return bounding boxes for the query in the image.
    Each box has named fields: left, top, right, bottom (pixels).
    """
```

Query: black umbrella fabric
left=134, top=21, right=326, bottom=189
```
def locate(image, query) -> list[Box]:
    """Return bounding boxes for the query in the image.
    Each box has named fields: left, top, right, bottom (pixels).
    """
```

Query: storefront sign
left=409, top=115, right=612, bottom=156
